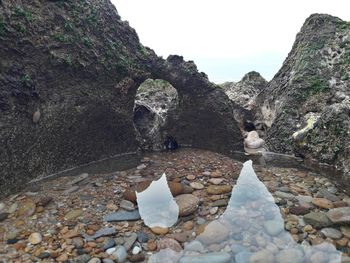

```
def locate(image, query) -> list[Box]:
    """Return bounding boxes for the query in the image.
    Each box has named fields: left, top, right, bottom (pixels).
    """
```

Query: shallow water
left=148, top=160, right=342, bottom=263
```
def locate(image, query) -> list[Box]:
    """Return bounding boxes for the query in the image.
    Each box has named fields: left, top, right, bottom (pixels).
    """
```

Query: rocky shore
left=1, top=149, right=350, bottom=262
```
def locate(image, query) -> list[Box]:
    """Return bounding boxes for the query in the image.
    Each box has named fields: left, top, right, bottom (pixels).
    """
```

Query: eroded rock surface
left=255, top=14, right=350, bottom=186
left=0, top=0, right=243, bottom=197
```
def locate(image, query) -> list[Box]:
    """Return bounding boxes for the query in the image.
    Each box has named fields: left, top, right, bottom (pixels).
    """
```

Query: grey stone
left=303, top=212, right=332, bottom=228
left=275, top=248, right=304, bottom=263
left=137, top=232, right=149, bottom=243
left=175, top=194, right=200, bottom=216
left=321, top=228, right=343, bottom=239
left=327, top=208, right=350, bottom=224
left=319, top=189, right=340, bottom=202
left=112, top=246, right=127, bottom=263
left=102, top=238, right=116, bottom=251
left=263, top=219, right=284, bottom=236
left=83, top=227, right=116, bottom=241
left=274, top=191, right=295, bottom=200
left=73, top=254, right=92, bottom=263
left=184, top=240, right=204, bottom=252
left=179, top=252, right=231, bottom=263
left=88, top=258, right=101, bottom=263
left=120, top=200, right=135, bottom=211
left=124, top=233, right=137, bottom=251
left=104, top=210, right=141, bottom=222
left=102, top=260, right=115, bottom=263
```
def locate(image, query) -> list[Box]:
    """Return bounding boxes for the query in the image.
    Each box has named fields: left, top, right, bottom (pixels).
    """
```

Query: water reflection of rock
left=149, top=161, right=341, bottom=263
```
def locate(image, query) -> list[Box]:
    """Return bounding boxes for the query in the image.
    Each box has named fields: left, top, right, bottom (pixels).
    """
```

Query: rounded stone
left=190, top=182, right=204, bottom=190
left=175, top=194, right=200, bottom=216
left=28, top=232, right=42, bottom=245
left=151, top=227, right=169, bottom=235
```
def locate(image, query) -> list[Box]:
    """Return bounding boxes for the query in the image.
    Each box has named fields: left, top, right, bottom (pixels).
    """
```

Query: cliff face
left=0, top=0, right=243, bottom=197
left=221, top=71, right=267, bottom=110
left=256, top=14, right=350, bottom=184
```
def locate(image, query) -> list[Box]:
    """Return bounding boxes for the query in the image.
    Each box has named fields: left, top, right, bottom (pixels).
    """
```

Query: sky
left=111, top=0, right=350, bottom=83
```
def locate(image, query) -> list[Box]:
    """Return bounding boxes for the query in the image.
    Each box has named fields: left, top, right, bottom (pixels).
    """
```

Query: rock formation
left=255, top=14, right=350, bottom=187
left=133, top=79, right=178, bottom=151
left=0, top=0, right=243, bottom=197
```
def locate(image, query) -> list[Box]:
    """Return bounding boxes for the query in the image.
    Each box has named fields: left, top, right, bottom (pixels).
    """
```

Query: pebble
left=128, top=254, right=145, bottom=262
left=341, top=226, right=350, bottom=238
left=88, top=258, right=101, bottom=263
left=132, top=245, right=142, bottom=255
left=197, top=221, right=229, bottom=244
left=137, top=232, right=149, bottom=243
left=102, top=238, right=116, bottom=250
left=206, top=185, right=232, bottom=195
left=303, top=212, right=332, bottom=228
left=137, top=164, right=147, bottom=170
left=120, top=200, right=135, bottom=211
left=175, top=194, right=200, bottom=216
left=37, top=252, right=50, bottom=259
left=104, top=210, right=141, bottom=222
left=124, top=233, right=137, bottom=251
left=209, top=178, right=224, bottom=185
left=186, top=174, right=196, bottom=180
left=72, top=237, right=85, bottom=249
left=327, top=207, right=350, bottom=224
left=183, top=221, right=194, bottom=230
left=312, top=198, right=334, bottom=209
left=106, top=247, right=117, bottom=255
left=321, top=228, right=342, bottom=239
left=112, top=246, right=127, bottom=263
left=151, top=226, right=169, bottom=235
left=28, top=232, right=42, bottom=244
left=190, top=182, right=204, bottom=190
left=274, top=191, right=295, bottom=200
left=17, top=199, right=36, bottom=217
left=0, top=202, right=5, bottom=211
left=179, top=252, right=231, bottom=263
left=102, top=259, right=115, bottom=263
left=158, top=238, right=183, bottom=252
left=64, top=209, right=83, bottom=220
left=263, top=220, right=284, bottom=236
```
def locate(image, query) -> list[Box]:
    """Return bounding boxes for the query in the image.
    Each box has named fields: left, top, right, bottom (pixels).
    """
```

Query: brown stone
left=56, top=253, right=68, bottom=262
left=207, top=185, right=232, bottom=195
left=183, top=221, right=194, bottom=230
left=197, top=221, right=229, bottom=244
left=312, top=198, right=334, bottom=209
left=158, top=238, right=182, bottom=252
left=63, top=230, right=80, bottom=239
left=289, top=206, right=310, bottom=215
left=151, top=227, right=169, bottom=235
left=333, top=201, right=348, bottom=208
left=336, top=237, right=349, bottom=247
left=147, top=240, right=157, bottom=251
left=128, top=254, right=146, bottom=262
left=175, top=194, right=199, bottom=216
left=123, top=181, right=189, bottom=203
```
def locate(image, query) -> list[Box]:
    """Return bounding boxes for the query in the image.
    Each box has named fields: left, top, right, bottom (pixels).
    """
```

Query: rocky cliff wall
left=0, top=0, right=243, bottom=196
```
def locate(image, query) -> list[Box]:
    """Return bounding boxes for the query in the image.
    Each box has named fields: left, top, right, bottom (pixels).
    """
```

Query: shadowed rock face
left=0, top=1, right=243, bottom=196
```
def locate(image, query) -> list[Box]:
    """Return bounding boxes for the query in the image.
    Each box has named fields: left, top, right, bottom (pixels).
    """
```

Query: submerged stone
left=179, top=252, right=231, bottom=263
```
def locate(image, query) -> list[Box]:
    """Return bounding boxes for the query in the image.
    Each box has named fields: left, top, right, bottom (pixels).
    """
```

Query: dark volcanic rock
left=0, top=1, right=243, bottom=197
left=255, top=14, right=350, bottom=187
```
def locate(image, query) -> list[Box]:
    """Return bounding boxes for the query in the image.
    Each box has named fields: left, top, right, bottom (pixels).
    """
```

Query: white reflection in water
left=149, top=161, right=342, bottom=263
left=136, top=173, right=179, bottom=228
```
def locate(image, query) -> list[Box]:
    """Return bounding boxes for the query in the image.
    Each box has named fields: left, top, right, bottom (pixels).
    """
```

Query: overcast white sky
left=111, top=0, right=350, bottom=83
